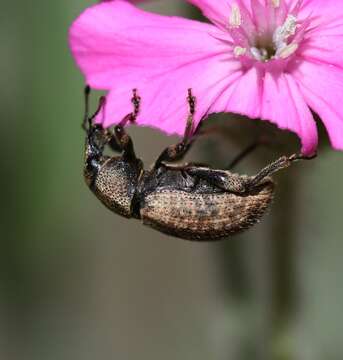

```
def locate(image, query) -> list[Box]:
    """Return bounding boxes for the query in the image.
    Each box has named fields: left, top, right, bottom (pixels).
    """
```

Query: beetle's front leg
left=153, top=89, right=198, bottom=170
left=107, top=89, right=141, bottom=160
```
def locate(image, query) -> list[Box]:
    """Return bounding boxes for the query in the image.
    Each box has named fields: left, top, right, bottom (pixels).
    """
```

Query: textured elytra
left=140, top=180, right=274, bottom=241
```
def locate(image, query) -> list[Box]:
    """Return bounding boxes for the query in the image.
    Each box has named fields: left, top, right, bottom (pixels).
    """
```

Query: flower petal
left=208, top=66, right=317, bottom=155
left=186, top=0, right=232, bottom=28
left=292, top=60, right=343, bottom=151
left=300, top=34, right=343, bottom=70
left=211, top=66, right=262, bottom=119
left=102, top=53, right=242, bottom=135
left=259, top=71, right=318, bottom=155
left=300, top=0, right=343, bottom=20
left=69, top=0, right=242, bottom=134
left=69, top=0, right=227, bottom=89
left=297, top=0, right=343, bottom=69
left=186, top=0, right=254, bottom=30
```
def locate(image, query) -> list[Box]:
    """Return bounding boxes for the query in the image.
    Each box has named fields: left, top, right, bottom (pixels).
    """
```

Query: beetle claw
left=289, top=153, right=317, bottom=162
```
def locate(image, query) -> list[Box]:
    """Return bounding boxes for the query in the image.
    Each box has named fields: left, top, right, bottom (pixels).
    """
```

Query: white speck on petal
left=229, top=4, right=241, bottom=28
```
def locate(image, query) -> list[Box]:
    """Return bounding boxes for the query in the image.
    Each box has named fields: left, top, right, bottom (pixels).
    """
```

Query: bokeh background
left=2, top=1, right=343, bottom=359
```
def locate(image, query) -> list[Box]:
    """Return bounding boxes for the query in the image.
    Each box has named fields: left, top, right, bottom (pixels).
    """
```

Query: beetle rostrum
left=82, top=87, right=314, bottom=241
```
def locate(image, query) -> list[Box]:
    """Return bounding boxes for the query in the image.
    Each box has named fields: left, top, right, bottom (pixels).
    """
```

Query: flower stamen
left=277, top=43, right=298, bottom=59
left=229, top=4, right=242, bottom=28
left=273, top=15, right=298, bottom=49
left=227, top=2, right=303, bottom=63
left=234, top=46, right=247, bottom=57
left=250, top=47, right=272, bottom=62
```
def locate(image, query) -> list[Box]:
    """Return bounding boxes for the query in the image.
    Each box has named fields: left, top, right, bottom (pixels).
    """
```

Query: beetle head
left=87, top=124, right=109, bottom=153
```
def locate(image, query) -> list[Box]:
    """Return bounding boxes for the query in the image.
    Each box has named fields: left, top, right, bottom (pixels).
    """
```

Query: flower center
left=228, top=1, right=305, bottom=64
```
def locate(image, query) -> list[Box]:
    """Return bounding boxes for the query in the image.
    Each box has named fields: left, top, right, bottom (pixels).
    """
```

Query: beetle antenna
left=89, top=96, right=106, bottom=124
left=82, top=85, right=91, bottom=130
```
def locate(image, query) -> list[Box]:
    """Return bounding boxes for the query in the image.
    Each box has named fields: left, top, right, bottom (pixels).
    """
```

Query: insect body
left=83, top=87, right=312, bottom=241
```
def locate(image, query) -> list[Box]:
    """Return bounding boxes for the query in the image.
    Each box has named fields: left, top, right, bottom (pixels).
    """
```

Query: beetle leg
left=226, top=142, right=260, bottom=170
left=106, top=89, right=141, bottom=159
left=159, top=162, right=211, bottom=171
left=108, top=125, right=137, bottom=160
left=245, top=153, right=317, bottom=189
left=153, top=89, right=199, bottom=169
left=225, top=135, right=276, bottom=170
left=184, top=153, right=316, bottom=193
left=185, top=167, right=247, bottom=193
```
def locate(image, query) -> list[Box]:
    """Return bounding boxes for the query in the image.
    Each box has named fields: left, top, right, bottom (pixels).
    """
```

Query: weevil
left=82, top=87, right=314, bottom=241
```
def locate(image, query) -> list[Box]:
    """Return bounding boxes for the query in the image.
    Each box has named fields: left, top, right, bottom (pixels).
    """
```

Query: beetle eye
left=115, top=126, right=123, bottom=135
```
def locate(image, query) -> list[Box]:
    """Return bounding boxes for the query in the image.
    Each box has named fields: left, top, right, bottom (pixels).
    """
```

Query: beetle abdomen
left=140, top=181, right=275, bottom=241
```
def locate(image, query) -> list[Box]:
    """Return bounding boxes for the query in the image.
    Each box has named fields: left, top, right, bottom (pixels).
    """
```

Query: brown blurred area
left=1, top=1, right=343, bottom=359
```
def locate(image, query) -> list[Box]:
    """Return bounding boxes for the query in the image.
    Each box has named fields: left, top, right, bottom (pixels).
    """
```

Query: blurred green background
left=2, top=1, right=343, bottom=359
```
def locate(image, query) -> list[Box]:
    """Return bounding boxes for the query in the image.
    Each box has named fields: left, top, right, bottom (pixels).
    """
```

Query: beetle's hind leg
left=185, top=166, right=248, bottom=193
left=185, top=153, right=316, bottom=194
left=153, top=89, right=199, bottom=170
left=244, top=153, right=317, bottom=189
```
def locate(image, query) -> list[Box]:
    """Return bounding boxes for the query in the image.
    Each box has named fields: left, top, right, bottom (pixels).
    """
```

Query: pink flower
left=69, top=0, right=343, bottom=155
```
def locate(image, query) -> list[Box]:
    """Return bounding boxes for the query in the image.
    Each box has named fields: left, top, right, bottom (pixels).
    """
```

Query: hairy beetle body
left=84, top=152, right=275, bottom=240
left=140, top=179, right=274, bottom=240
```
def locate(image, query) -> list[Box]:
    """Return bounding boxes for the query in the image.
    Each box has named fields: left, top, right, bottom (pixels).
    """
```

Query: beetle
left=82, top=86, right=314, bottom=241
